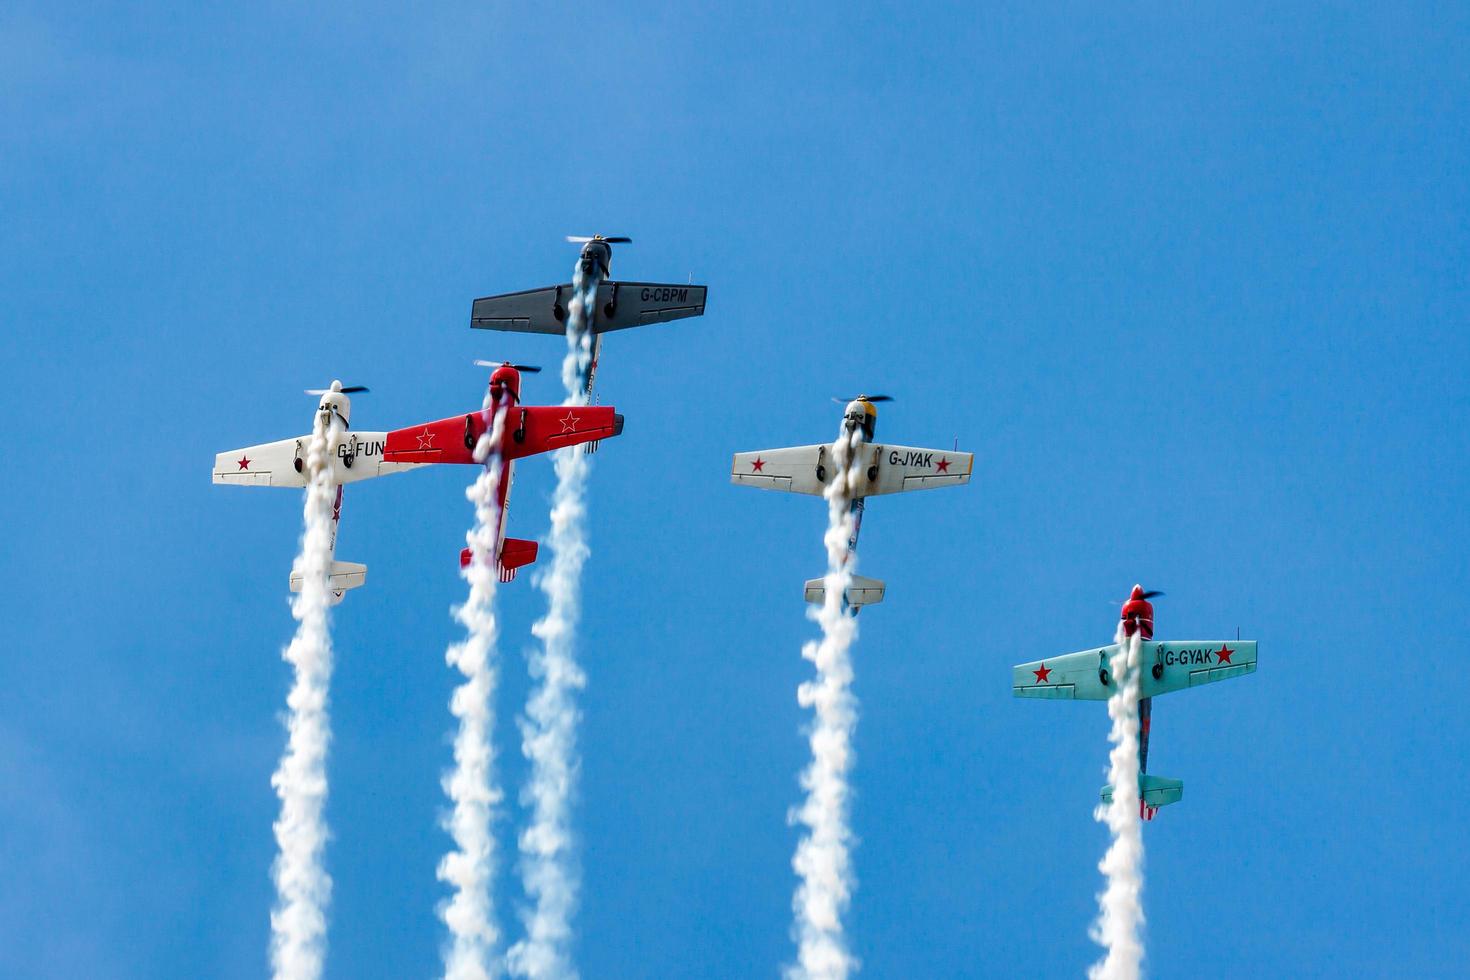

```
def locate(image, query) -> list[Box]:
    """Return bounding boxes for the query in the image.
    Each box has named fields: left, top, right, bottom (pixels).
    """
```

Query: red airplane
left=381, top=361, right=623, bottom=581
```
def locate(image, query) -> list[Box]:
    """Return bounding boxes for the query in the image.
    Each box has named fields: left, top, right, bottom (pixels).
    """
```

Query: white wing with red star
left=730, top=445, right=828, bottom=495
left=859, top=443, right=973, bottom=496
left=213, top=431, right=421, bottom=487
left=731, top=442, right=974, bottom=497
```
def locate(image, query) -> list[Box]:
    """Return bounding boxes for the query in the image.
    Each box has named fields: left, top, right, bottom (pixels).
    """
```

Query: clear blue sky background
left=2, top=3, right=1467, bottom=977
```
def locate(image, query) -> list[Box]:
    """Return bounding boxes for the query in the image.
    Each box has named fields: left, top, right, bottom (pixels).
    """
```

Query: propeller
left=1110, top=590, right=1165, bottom=604
left=305, top=382, right=368, bottom=395
left=474, top=360, right=541, bottom=373
left=566, top=235, right=632, bottom=244
left=831, top=394, right=893, bottom=404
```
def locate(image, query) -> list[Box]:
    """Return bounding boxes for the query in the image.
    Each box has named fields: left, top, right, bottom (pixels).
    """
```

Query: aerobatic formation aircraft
left=380, top=361, right=623, bottom=581
left=468, top=235, right=707, bottom=400
left=1012, top=586, right=1259, bottom=819
left=211, top=381, right=422, bottom=602
left=730, top=396, right=973, bottom=609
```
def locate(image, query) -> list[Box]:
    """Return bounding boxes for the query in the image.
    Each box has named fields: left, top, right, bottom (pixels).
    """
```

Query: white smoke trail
left=507, top=274, right=594, bottom=980
left=439, top=405, right=510, bottom=980
left=270, top=415, right=342, bottom=980
left=1089, top=624, right=1145, bottom=980
left=787, top=424, right=864, bottom=980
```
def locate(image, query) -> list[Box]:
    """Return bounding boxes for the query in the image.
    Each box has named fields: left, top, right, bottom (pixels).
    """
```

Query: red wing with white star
left=504, top=405, right=623, bottom=460
left=381, top=406, right=623, bottom=465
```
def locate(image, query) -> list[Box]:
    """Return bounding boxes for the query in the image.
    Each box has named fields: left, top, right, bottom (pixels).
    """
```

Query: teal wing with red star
left=1013, top=641, right=1257, bottom=701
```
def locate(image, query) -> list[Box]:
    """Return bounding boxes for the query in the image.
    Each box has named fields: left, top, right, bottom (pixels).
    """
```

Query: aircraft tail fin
left=1101, top=773, right=1183, bottom=821
left=803, top=574, right=885, bottom=610
left=290, top=560, right=367, bottom=606
left=458, top=538, right=540, bottom=583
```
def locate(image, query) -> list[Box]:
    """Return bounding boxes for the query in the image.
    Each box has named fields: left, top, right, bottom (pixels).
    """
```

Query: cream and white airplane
left=211, top=381, right=421, bottom=603
left=731, top=396, right=973, bottom=609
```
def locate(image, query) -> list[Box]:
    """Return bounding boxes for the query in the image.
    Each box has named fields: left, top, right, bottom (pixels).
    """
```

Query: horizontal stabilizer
left=804, top=574, right=885, bottom=609
left=459, top=538, right=539, bottom=583
left=290, top=560, right=367, bottom=605
left=1102, top=774, right=1183, bottom=819
left=498, top=538, right=538, bottom=582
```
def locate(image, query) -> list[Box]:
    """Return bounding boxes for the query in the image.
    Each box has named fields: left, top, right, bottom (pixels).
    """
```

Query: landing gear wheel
left=1152, top=663, right=1164, bottom=680
left=463, top=415, right=476, bottom=450
left=816, top=465, right=827, bottom=482
left=1099, top=668, right=1111, bottom=686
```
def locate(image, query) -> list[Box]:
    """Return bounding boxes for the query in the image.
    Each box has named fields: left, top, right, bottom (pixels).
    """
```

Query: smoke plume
left=1089, top=624, right=1145, bottom=980
left=508, top=273, right=595, bottom=980
left=270, top=415, right=342, bottom=980
left=438, top=405, right=510, bottom=980
left=787, top=424, right=865, bottom=980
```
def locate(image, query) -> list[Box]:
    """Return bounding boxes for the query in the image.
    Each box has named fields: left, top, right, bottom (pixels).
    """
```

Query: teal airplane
left=1012, top=586, right=1257, bottom=819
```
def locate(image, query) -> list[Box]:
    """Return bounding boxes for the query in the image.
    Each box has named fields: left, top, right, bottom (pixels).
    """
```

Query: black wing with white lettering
left=592, top=281, right=707, bottom=334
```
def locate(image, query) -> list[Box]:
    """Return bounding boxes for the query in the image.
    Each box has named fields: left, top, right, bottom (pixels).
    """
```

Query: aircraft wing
left=213, top=432, right=419, bottom=487
left=469, top=281, right=707, bottom=335
left=860, top=443, right=973, bottom=495
left=469, top=286, right=572, bottom=335
left=1013, top=640, right=1258, bottom=701
left=732, top=442, right=973, bottom=497
left=592, top=282, right=707, bottom=334
left=731, top=445, right=829, bottom=495
left=383, top=407, right=624, bottom=465
left=503, top=405, right=624, bottom=459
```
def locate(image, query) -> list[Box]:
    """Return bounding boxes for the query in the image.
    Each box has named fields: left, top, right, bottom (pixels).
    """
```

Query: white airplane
left=731, top=396, right=973, bottom=609
left=211, top=381, right=421, bottom=603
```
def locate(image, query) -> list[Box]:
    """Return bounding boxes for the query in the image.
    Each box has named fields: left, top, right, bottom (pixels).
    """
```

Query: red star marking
left=936, top=457, right=951, bottom=473
left=559, top=412, right=579, bottom=433
left=1033, top=662, right=1052, bottom=683
left=751, top=457, right=766, bottom=472
left=1215, top=644, right=1235, bottom=665
left=416, top=427, right=436, bottom=450
left=237, top=455, right=251, bottom=470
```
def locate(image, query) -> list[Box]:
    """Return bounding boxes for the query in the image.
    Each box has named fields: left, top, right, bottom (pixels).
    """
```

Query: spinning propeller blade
left=305, top=384, right=368, bottom=396
left=474, top=360, right=541, bottom=373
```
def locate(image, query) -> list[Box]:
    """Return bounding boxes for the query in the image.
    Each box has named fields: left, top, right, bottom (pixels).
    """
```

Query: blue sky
left=2, top=2, right=1467, bottom=977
